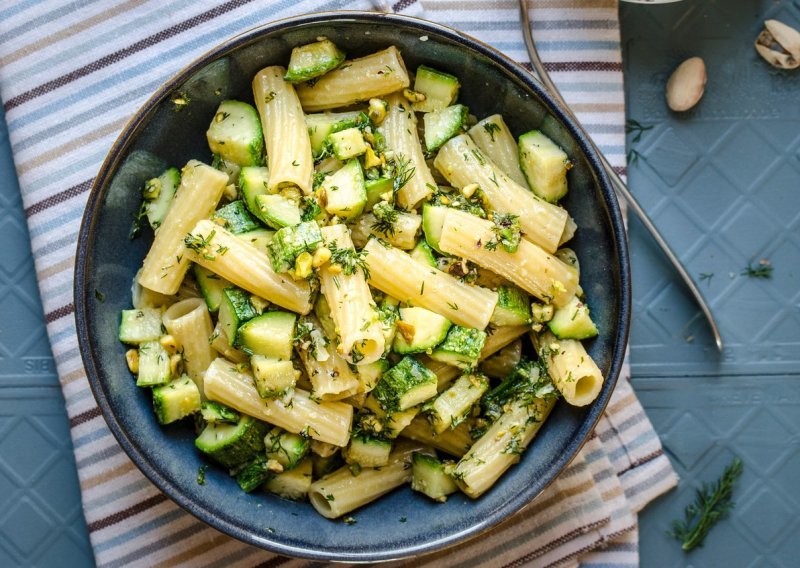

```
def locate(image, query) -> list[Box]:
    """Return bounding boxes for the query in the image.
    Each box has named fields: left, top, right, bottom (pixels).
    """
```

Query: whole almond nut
left=665, top=57, right=707, bottom=112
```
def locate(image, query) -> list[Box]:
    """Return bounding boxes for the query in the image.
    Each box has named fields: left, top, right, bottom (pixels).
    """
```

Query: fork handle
left=519, top=0, right=723, bottom=352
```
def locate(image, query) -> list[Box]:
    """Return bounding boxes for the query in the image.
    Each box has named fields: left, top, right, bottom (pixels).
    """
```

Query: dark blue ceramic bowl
left=75, top=11, right=629, bottom=562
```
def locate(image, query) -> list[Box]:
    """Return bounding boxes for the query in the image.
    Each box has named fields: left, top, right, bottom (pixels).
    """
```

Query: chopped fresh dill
left=699, top=272, right=714, bottom=286
left=370, top=202, right=399, bottom=237
left=741, top=259, right=772, bottom=279
left=196, top=465, right=208, bottom=485
left=390, top=153, right=416, bottom=195
left=482, top=122, right=501, bottom=142
left=328, top=240, right=371, bottom=280
left=184, top=230, right=220, bottom=261
left=625, top=119, right=654, bottom=143
left=668, top=457, right=743, bottom=551
left=129, top=201, right=148, bottom=240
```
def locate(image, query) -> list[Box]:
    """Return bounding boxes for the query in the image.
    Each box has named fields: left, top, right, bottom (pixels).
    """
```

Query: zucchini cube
left=206, top=100, right=264, bottom=167
left=374, top=356, right=438, bottom=412
left=429, top=326, right=487, bottom=370
left=411, top=452, right=458, bottom=502
left=119, top=308, right=163, bottom=344
left=328, top=127, right=368, bottom=160
left=152, top=376, right=201, bottom=425
left=264, top=427, right=311, bottom=470
left=284, top=39, right=346, bottom=83
left=267, top=221, right=322, bottom=273
left=212, top=200, right=262, bottom=234
left=195, top=414, right=269, bottom=468
left=251, top=355, right=299, bottom=398
left=491, top=285, right=532, bottom=327
left=518, top=130, right=570, bottom=203
left=136, top=340, right=171, bottom=387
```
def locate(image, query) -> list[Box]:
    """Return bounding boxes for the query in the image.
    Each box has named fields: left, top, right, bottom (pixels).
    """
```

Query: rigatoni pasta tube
left=203, top=358, right=352, bottom=446
left=453, top=396, right=556, bottom=498
left=379, top=92, right=436, bottom=209
left=480, top=325, right=528, bottom=359
left=296, top=47, right=410, bottom=112
left=438, top=209, right=578, bottom=308
left=138, top=160, right=227, bottom=294
left=434, top=134, right=567, bottom=253
left=399, top=415, right=473, bottom=458
left=185, top=220, right=313, bottom=314
left=308, top=440, right=424, bottom=518
left=319, top=225, right=385, bottom=365
left=537, top=330, right=603, bottom=407
left=295, top=316, right=360, bottom=401
left=162, top=298, right=214, bottom=388
left=253, top=66, right=313, bottom=194
left=468, top=115, right=529, bottom=188
left=362, top=238, right=498, bottom=329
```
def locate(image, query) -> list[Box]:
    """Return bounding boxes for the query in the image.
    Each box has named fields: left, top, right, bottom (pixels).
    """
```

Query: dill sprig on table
left=625, top=119, right=653, bottom=165
left=741, top=259, right=773, bottom=279
left=668, top=457, right=743, bottom=551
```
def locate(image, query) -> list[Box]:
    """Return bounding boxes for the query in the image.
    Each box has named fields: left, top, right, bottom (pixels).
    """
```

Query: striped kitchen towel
left=0, top=0, right=677, bottom=566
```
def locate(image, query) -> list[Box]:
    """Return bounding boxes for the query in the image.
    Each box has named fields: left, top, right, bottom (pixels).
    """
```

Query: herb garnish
left=699, top=272, right=714, bottom=287
left=197, top=465, right=208, bottom=485
left=625, top=119, right=653, bottom=165
left=370, top=202, right=399, bottom=236
left=129, top=201, right=148, bottom=240
left=741, top=259, right=772, bottom=279
left=668, top=457, right=743, bottom=551
left=482, top=122, right=501, bottom=142
left=184, top=230, right=227, bottom=261
left=328, top=241, right=371, bottom=280
left=389, top=153, right=415, bottom=195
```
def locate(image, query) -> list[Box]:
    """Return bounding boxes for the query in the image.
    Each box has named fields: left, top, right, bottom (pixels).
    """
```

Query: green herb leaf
left=741, top=260, right=773, bottom=279
left=668, top=457, right=743, bottom=551
left=328, top=240, right=371, bottom=280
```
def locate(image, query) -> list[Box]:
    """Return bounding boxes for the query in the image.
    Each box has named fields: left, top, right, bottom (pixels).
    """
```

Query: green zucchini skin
left=195, top=414, right=270, bottom=469
left=284, top=39, right=346, bottom=83
left=374, top=356, right=438, bottom=412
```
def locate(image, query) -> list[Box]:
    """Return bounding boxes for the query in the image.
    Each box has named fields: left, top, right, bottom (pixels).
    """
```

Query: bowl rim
left=74, top=9, right=630, bottom=562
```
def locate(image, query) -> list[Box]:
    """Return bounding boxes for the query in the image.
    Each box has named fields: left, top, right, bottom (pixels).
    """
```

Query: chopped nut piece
left=312, top=246, right=332, bottom=267
left=364, top=145, right=383, bottom=169
left=396, top=320, right=416, bottom=343
left=368, top=98, right=388, bottom=125
left=402, top=88, right=426, bottom=103
left=126, top=349, right=139, bottom=374
left=461, top=183, right=479, bottom=199
left=159, top=334, right=179, bottom=355
left=294, top=252, right=313, bottom=279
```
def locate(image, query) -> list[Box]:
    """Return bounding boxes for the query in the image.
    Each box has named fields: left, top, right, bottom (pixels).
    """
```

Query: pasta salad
left=119, top=38, right=604, bottom=519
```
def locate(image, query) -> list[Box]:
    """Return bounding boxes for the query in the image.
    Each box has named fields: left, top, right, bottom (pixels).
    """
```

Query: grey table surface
left=0, top=1, right=798, bottom=566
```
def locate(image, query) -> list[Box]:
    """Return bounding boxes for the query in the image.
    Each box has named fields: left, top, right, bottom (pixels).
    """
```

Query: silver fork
left=518, top=0, right=723, bottom=352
